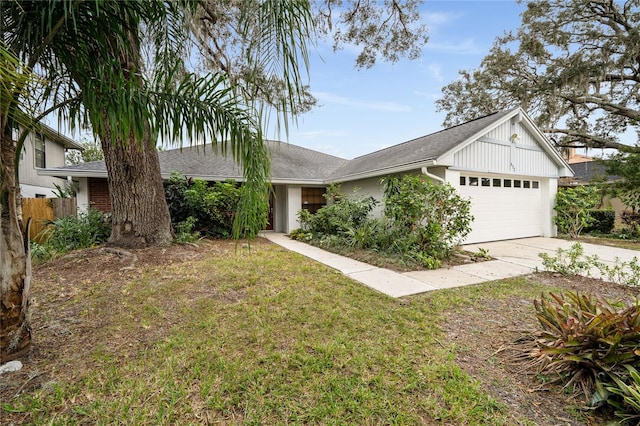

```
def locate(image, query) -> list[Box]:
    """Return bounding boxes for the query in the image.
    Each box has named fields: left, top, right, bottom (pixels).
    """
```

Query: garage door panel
left=459, top=175, right=543, bottom=244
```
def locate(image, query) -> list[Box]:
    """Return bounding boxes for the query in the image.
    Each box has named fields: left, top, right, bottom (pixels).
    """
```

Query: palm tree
left=1, top=0, right=313, bottom=361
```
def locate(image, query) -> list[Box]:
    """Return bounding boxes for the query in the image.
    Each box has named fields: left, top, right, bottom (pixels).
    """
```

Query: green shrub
left=294, top=177, right=473, bottom=269
left=620, top=211, right=640, bottom=238
left=42, top=208, right=111, bottom=253
left=528, top=291, right=640, bottom=400
left=584, top=210, right=615, bottom=234
left=164, top=173, right=244, bottom=238
left=30, top=241, right=51, bottom=263
left=298, top=183, right=378, bottom=237
left=538, top=243, right=603, bottom=276
left=554, top=186, right=600, bottom=237
left=174, top=216, right=200, bottom=243
left=382, top=175, right=473, bottom=261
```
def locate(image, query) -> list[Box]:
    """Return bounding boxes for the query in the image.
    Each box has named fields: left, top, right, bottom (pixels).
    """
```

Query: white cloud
left=314, top=92, right=412, bottom=112
left=425, top=38, right=484, bottom=55
left=423, top=11, right=462, bottom=27
left=427, top=63, right=443, bottom=81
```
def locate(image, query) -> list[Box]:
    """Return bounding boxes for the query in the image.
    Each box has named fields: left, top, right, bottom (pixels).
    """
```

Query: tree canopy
left=436, top=0, right=640, bottom=153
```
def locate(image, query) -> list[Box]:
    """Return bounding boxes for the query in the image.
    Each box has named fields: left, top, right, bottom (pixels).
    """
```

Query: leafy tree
left=603, top=150, right=640, bottom=212
left=65, top=136, right=104, bottom=165
left=554, top=186, right=601, bottom=238
left=437, top=0, right=640, bottom=154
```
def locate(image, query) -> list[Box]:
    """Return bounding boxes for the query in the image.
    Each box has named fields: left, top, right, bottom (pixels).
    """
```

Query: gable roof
left=328, top=108, right=518, bottom=181
left=40, top=107, right=572, bottom=184
left=45, top=140, right=348, bottom=184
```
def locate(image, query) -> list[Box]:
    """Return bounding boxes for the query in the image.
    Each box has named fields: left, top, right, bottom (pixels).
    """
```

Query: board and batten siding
left=453, top=122, right=560, bottom=177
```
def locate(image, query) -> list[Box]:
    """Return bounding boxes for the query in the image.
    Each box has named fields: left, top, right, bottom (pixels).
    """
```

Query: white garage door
left=458, top=175, right=543, bottom=244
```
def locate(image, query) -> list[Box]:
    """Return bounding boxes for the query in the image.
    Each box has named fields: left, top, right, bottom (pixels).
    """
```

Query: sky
left=285, top=1, right=528, bottom=160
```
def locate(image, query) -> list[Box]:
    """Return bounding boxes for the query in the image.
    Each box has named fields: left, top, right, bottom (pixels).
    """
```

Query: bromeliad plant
left=526, top=291, right=640, bottom=401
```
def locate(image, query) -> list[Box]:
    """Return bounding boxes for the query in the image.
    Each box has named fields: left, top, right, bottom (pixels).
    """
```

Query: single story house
left=40, top=107, right=573, bottom=244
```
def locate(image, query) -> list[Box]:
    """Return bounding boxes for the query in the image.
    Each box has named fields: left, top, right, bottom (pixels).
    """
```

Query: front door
left=265, top=192, right=274, bottom=230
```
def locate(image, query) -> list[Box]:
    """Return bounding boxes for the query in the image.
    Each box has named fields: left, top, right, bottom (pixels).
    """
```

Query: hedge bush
left=584, top=210, right=616, bottom=234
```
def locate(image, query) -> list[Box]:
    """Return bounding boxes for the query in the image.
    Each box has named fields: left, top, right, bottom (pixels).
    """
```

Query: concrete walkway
left=261, top=233, right=639, bottom=298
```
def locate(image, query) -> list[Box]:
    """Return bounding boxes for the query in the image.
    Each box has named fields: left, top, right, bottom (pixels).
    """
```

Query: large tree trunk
left=0, top=131, right=32, bottom=363
left=100, top=125, right=173, bottom=249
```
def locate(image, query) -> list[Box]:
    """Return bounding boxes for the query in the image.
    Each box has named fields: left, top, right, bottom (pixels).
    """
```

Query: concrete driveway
left=404, top=237, right=639, bottom=291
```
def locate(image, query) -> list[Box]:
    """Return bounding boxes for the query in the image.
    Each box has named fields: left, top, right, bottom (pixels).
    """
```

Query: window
left=504, top=179, right=512, bottom=188
left=35, top=194, right=46, bottom=198
left=460, top=176, right=466, bottom=186
left=481, top=178, right=491, bottom=187
left=301, top=187, right=326, bottom=214
left=514, top=180, right=522, bottom=188
left=532, top=181, right=539, bottom=189
left=34, top=134, right=45, bottom=168
left=469, top=177, right=479, bottom=186
left=523, top=180, right=531, bottom=189
left=492, top=178, right=501, bottom=187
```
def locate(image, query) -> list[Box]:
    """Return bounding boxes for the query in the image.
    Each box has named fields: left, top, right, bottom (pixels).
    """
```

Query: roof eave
left=329, top=159, right=437, bottom=183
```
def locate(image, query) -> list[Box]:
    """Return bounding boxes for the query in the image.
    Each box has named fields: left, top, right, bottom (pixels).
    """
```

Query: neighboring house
left=17, top=123, right=83, bottom=198
left=563, top=147, right=595, bottom=164
left=561, top=160, right=628, bottom=219
left=40, top=107, right=574, bottom=244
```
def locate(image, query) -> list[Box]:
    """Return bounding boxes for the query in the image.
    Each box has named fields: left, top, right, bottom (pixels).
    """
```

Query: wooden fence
left=22, top=197, right=77, bottom=243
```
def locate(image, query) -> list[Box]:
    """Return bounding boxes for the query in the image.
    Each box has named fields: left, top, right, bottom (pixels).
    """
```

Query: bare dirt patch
left=445, top=272, right=637, bottom=426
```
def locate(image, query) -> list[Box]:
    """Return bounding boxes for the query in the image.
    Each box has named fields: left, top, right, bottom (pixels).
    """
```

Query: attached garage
left=458, top=174, right=545, bottom=244
left=328, top=107, right=573, bottom=244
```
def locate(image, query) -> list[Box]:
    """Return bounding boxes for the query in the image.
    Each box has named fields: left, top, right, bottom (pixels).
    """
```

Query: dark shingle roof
left=60, top=140, right=348, bottom=182
left=329, top=108, right=517, bottom=180
left=570, top=161, right=618, bottom=183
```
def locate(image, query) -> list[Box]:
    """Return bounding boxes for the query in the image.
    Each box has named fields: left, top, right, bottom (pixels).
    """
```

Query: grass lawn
left=0, top=239, right=619, bottom=425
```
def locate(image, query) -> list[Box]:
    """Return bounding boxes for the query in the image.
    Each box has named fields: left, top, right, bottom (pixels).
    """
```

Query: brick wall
left=88, top=177, right=111, bottom=212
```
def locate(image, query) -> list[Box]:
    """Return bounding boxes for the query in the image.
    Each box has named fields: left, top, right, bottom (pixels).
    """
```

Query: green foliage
left=539, top=243, right=640, bottom=286
left=29, top=241, right=51, bottom=263
left=538, top=243, right=602, bottom=276
left=604, top=365, right=640, bottom=425
left=382, top=175, right=473, bottom=261
left=529, top=291, right=640, bottom=400
left=620, top=211, right=640, bottom=239
left=174, top=217, right=200, bottom=244
left=52, top=182, right=77, bottom=199
left=164, top=173, right=255, bottom=239
left=554, top=186, right=601, bottom=237
left=65, top=137, right=104, bottom=165
left=583, top=210, right=615, bottom=235
left=603, top=151, right=640, bottom=212
left=288, top=228, right=312, bottom=242
left=41, top=209, right=111, bottom=253
left=600, top=257, right=640, bottom=288
left=298, top=184, right=378, bottom=237
left=295, top=177, right=473, bottom=269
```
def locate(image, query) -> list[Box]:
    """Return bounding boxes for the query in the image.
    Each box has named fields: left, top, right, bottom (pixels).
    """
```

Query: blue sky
left=286, top=1, right=527, bottom=159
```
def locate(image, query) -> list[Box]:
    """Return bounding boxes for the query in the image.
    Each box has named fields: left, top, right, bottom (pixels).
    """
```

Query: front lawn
left=0, top=239, right=630, bottom=424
